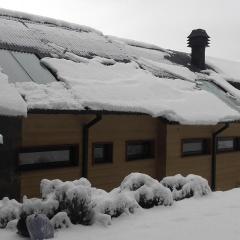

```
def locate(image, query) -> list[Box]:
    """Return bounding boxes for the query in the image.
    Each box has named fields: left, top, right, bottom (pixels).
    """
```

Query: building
left=1, top=9, right=240, bottom=200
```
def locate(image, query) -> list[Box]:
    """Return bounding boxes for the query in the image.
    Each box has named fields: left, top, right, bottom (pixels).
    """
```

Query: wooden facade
left=19, top=113, right=240, bottom=198
left=20, top=114, right=162, bottom=197
left=166, top=124, right=240, bottom=191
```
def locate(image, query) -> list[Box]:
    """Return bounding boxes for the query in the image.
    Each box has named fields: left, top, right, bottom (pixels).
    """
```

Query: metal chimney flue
left=187, top=29, right=210, bottom=70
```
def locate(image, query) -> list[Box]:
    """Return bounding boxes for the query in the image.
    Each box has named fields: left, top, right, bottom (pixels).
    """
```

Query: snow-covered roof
left=1, top=8, right=240, bottom=124
left=0, top=67, right=27, bottom=117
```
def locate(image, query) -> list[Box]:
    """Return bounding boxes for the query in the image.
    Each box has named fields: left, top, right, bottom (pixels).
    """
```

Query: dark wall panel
left=0, top=116, right=22, bottom=200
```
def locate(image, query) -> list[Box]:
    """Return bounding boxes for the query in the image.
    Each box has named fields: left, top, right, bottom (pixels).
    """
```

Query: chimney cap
left=187, top=29, right=210, bottom=39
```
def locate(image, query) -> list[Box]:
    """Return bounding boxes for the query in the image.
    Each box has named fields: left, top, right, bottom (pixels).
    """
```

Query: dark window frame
left=236, top=138, right=240, bottom=151
left=126, top=140, right=155, bottom=161
left=18, top=145, right=79, bottom=171
left=216, top=137, right=237, bottom=153
left=181, top=138, right=210, bottom=157
left=92, top=142, right=113, bottom=165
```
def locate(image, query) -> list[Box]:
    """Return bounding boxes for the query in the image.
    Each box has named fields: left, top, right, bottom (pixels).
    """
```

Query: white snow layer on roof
left=207, top=57, right=240, bottom=82
left=204, top=70, right=240, bottom=102
left=0, top=8, right=101, bottom=34
left=109, top=35, right=170, bottom=53
left=1, top=8, right=240, bottom=123
left=0, top=67, right=27, bottom=117
left=37, top=57, right=240, bottom=125
left=0, top=14, right=129, bottom=61
left=138, top=58, right=196, bottom=81
left=15, top=81, right=83, bottom=111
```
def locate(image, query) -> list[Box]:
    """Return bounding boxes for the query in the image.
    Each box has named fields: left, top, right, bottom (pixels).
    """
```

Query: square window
left=182, top=139, right=209, bottom=156
left=18, top=145, right=78, bottom=170
left=93, top=143, right=113, bottom=164
left=126, top=140, right=154, bottom=161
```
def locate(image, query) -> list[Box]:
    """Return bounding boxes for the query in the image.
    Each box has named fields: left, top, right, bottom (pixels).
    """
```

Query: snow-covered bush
left=40, top=179, right=63, bottom=199
left=120, top=172, right=158, bottom=191
left=72, top=178, right=92, bottom=188
left=135, top=183, right=173, bottom=208
left=0, top=197, right=21, bottom=228
left=161, top=174, right=211, bottom=201
left=40, top=177, right=91, bottom=199
left=161, top=174, right=187, bottom=191
left=120, top=173, right=173, bottom=209
left=21, top=196, right=59, bottom=217
left=17, top=196, right=59, bottom=237
left=42, top=177, right=139, bottom=224
left=94, top=190, right=139, bottom=218
left=50, top=212, right=72, bottom=229
left=41, top=178, right=95, bottom=225
left=62, top=185, right=94, bottom=225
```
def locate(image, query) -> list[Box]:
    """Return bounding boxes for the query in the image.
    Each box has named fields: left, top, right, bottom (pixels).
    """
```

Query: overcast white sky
left=1, top=0, right=240, bottom=61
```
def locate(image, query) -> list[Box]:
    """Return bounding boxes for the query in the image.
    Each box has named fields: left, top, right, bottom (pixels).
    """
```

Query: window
left=217, top=137, right=236, bottom=152
left=18, top=145, right=78, bottom=170
left=182, top=139, right=209, bottom=156
left=93, top=143, right=113, bottom=164
left=126, top=140, right=154, bottom=161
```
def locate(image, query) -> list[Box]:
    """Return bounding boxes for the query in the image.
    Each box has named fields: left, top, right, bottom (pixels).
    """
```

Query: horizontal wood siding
left=88, top=115, right=159, bottom=191
left=20, top=114, right=92, bottom=198
left=166, top=124, right=240, bottom=190
left=20, top=114, right=162, bottom=197
left=20, top=114, right=240, bottom=196
left=166, top=125, right=212, bottom=184
left=215, top=125, right=240, bottom=190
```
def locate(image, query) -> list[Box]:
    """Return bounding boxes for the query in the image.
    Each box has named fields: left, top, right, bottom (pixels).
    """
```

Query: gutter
left=28, top=109, right=148, bottom=116
left=211, top=123, right=229, bottom=191
left=82, top=113, right=102, bottom=178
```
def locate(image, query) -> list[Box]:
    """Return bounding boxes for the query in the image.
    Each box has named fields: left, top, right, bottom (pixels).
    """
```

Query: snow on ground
left=38, top=57, right=240, bottom=124
left=2, top=188, right=240, bottom=240
left=0, top=67, right=27, bottom=116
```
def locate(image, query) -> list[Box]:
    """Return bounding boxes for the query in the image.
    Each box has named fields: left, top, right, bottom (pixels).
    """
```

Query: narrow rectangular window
left=126, top=140, right=154, bottom=161
left=217, top=137, right=236, bottom=152
left=182, top=139, right=209, bottom=156
left=18, top=145, right=78, bottom=170
left=93, top=143, right=113, bottom=164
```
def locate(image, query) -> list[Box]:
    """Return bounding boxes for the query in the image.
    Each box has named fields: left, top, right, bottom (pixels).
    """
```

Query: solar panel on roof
left=0, top=49, right=32, bottom=83
left=11, top=51, right=56, bottom=84
left=0, top=49, right=56, bottom=84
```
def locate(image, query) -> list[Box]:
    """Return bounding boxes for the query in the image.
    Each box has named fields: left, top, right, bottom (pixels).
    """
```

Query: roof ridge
left=0, top=8, right=102, bottom=35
